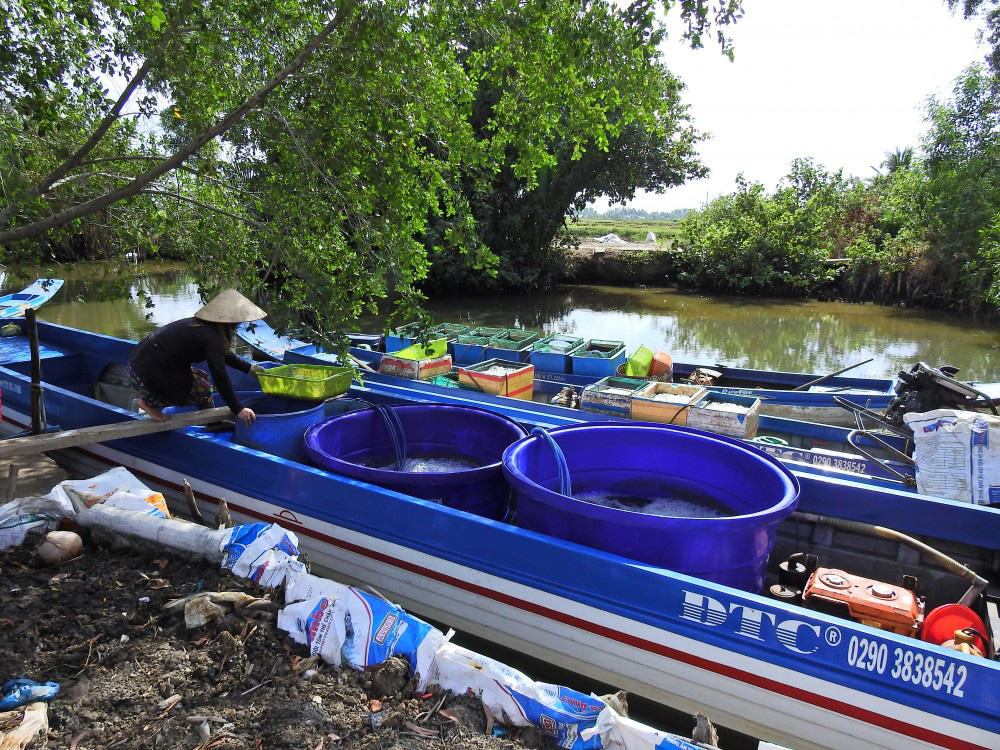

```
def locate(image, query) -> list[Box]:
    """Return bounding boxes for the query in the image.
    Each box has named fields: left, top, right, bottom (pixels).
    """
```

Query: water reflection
left=404, top=285, right=1000, bottom=381
left=5, top=261, right=204, bottom=342
left=7, top=264, right=1000, bottom=381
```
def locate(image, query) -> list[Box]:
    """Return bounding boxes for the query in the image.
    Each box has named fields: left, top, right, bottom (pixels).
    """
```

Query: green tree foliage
left=947, top=0, right=1000, bottom=76
left=920, top=64, right=1000, bottom=307
left=841, top=65, right=1000, bottom=309
left=421, top=1, right=707, bottom=293
left=673, top=65, right=1000, bottom=312
left=671, top=159, right=844, bottom=295
left=0, top=0, right=741, bottom=333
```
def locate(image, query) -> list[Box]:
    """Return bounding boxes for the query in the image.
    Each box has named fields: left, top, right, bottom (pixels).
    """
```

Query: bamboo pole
left=25, top=309, right=42, bottom=434
left=0, top=406, right=232, bottom=460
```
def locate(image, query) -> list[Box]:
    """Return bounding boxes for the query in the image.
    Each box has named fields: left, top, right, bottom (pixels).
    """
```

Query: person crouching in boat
left=127, top=289, right=267, bottom=425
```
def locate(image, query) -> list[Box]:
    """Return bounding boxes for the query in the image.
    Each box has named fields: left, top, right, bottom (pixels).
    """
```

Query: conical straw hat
left=194, top=289, right=267, bottom=323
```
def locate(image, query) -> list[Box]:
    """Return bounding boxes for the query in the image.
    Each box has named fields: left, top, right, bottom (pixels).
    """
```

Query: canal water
left=20, top=260, right=1000, bottom=381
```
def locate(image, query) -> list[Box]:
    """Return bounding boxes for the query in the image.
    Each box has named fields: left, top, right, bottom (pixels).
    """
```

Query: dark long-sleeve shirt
left=129, top=318, right=252, bottom=414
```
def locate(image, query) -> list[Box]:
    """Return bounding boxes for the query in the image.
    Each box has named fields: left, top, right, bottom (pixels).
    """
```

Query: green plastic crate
left=457, top=326, right=509, bottom=346
left=533, top=333, right=584, bottom=354
left=488, top=329, right=539, bottom=351
left=257, top=364, right=353, bottom=401
left=578, top=339, right=626, bottom=358
left=428, top=372, right=463, bottom=388
left=428, top=322, right=471, bottom=339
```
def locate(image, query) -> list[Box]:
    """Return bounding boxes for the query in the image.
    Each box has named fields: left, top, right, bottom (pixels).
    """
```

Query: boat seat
left=0, top=334, right=74, bottom=365
left=94, top=362, right=138, bottom=411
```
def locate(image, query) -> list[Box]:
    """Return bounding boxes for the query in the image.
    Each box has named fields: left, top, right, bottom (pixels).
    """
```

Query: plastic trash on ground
left=279, top=568, right=445, bottom=689
left=59, top=467, right=169, bottom=517
left=219, top=522, right=299, bottom=587
left=277, top=565, right=704, bottom=749
left=283, top=560, right=350, bottom=603
left=0, top=679, right=60, bottom=710
left=0, top=487, right=74, bottom=549
left=580, top=706, right=702, bottom=750
left=904, top=409, right=1000, bottom=504
left=428, top=642, right=605, bottom=750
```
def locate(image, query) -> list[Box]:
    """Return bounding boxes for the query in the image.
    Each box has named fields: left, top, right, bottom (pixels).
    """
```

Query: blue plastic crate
left=529, top=334, right=585, bottom=374
left=570, top=339, right=626, bottom=377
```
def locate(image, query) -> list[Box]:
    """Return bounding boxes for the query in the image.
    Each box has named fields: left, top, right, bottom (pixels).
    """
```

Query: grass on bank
left=564, top=218, right=682, bottom=243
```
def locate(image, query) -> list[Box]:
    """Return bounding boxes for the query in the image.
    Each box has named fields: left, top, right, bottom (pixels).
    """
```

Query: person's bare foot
left=136, top=398, right=169, bottom=422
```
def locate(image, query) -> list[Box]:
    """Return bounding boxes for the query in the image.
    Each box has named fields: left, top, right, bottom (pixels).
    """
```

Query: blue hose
left=530, top=427, right=572, bottom=497
left=336, top=398, right=408, bottom=470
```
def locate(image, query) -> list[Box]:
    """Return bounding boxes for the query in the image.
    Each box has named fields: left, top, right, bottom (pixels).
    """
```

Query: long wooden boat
left=0, top=278, right=64, bottom=319
left=238, top=321, right=918, bottom=485
left=237, top=321, right=903, bottom=426
left=2, top=320, right=999, bottom=750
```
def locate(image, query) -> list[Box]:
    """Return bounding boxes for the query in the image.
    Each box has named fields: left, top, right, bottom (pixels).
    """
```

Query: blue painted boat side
left=0, top=358, right=997, bottom=742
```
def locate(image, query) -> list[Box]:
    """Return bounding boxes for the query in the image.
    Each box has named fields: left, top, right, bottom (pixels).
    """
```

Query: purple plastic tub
left=501, top=423, right=799, bottom=591
left=304, top=404, right=527, bottom=519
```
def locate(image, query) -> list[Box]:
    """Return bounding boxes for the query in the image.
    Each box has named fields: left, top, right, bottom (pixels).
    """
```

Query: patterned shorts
left=128, top=364, right=215, bottom=410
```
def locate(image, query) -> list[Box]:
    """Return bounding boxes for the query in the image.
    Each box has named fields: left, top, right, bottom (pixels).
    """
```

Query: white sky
left=594, top=0, right=989, bottom=213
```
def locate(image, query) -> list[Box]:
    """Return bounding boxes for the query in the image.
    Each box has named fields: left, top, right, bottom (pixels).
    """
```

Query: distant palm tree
left=881, top=147, right=914, bottom=174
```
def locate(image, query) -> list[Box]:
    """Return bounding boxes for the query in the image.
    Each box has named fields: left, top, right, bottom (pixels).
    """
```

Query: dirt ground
left=0, top=541, right=532, bottom=750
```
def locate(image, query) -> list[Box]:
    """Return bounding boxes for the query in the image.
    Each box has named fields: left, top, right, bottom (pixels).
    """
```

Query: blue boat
left=237, top=321, right=906, bottom=426
left=1, top=320, right=998, bottom=750
left=0, top=278, right=64, bottom=319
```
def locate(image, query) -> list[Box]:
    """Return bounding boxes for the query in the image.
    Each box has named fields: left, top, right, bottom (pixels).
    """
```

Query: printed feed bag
left=60, top=466, right=170, bottom=517
left=580, top=706, right=702, bottom=750
left=904, top=409, right=1000, bottom=504
left=428, top=642, right=604, bottom=750
left=220, top=522, right=299, bottom=587
left=278, top=588, right=445, bottom=688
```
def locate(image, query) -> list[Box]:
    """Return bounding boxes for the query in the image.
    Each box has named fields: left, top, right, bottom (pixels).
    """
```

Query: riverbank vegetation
left=3, top=0, right=999, bottom=323
left=670, top=63, right=1000, bottom=313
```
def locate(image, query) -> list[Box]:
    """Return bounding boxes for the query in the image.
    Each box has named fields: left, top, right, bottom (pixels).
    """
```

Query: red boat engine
left=771, top=554, right=925, bottom=637
left=801, top=568, right=924, bottom=637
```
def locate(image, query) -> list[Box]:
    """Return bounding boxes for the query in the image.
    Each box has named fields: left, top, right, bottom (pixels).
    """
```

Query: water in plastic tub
left=501, top=423, right=799, bottom=591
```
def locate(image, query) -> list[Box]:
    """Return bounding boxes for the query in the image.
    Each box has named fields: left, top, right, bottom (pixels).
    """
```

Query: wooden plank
left=0, top=406, right=232, bottom=459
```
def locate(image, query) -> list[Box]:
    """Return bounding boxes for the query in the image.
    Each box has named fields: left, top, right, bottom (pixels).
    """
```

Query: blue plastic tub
left=234, top=397, right=358, bottom=462
left=570, top=340, right=627, bottom=378
left=304, top=404, right=527, bottom=519
left=165, top=393, right=355, bottom=463
left=501, top=423, right=799, bottom=591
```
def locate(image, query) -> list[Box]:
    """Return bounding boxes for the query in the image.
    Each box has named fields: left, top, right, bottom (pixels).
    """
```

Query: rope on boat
left=531, top=427, right=572, bottom=497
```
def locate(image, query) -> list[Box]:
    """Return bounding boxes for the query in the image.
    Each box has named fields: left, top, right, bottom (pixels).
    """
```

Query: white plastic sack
left=59, top=467, right=169, bottom=517
left=283, top=560, right=350, bottom=604
left=219, top=522, right=299, bottom=588
left=427, top=642, right=605, bottom=749
left=904, top=409, right=1000, bottom=504
left=580, top=707, right=701, bottom=750
left=0, top=485, right=74, bottom=549
left=278, top=588, right=444, bottom=689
